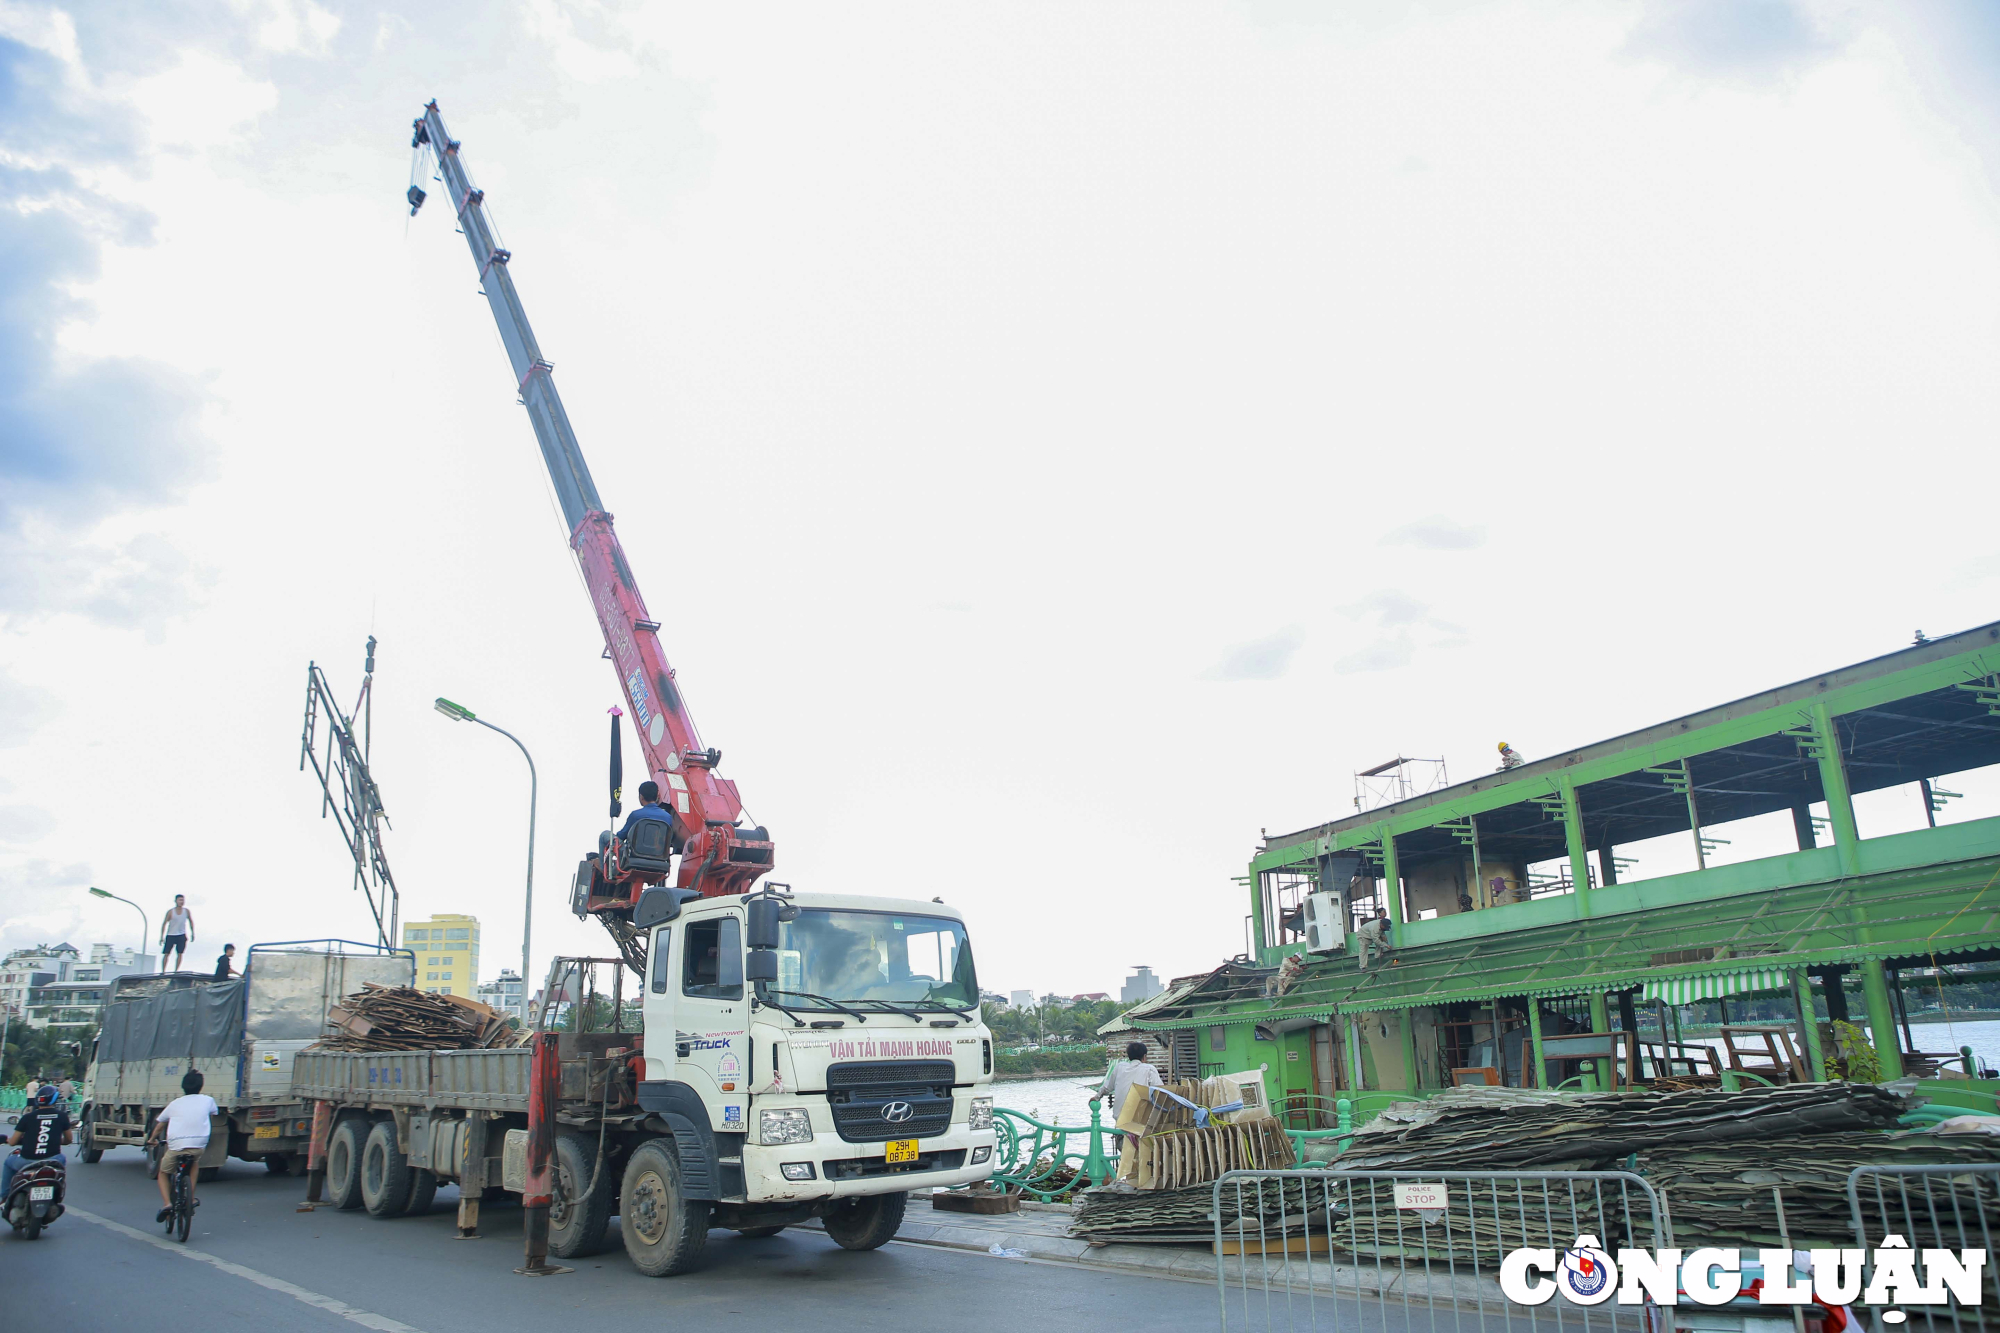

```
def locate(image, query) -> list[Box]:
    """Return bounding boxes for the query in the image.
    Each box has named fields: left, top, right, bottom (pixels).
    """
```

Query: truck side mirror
left=634, top=886, right=683, bottom=930
left=746, top=898, right=788, bottom=950
left=745, top=949, right=778, bottom=982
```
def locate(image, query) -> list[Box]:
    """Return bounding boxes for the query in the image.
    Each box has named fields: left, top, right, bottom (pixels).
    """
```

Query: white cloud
left=1381, top=515, right=1486, bottom=550
left=128, top=51, right=279, bottom=149
left=1204, top=626, right=1306, bottom=682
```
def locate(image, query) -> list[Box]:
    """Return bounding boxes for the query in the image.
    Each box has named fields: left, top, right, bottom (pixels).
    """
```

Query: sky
left=3, top=0, right=2000, bottom=1001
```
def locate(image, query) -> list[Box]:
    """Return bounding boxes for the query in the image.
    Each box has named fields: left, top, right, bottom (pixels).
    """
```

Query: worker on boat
left=1358, top=910, right=1390, bottom=968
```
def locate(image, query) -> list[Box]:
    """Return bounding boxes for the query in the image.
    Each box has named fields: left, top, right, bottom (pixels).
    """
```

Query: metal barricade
left=1845, top=1164, right=2000, bottom=1333
left=1214, top=1170, right=1669, bottom=1333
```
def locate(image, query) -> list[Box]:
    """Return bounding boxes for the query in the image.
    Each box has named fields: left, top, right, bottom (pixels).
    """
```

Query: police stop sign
left=1393, top=1182, right=1449, bottom=1211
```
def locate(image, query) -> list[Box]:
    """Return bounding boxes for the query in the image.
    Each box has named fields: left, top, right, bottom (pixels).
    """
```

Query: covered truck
left=80, top=941, right=412, bottom=1176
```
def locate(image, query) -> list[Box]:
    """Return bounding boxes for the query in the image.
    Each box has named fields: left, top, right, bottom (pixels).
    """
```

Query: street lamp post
left=435, top=698, right=536, bottom=1019
left=88, top=887, right=152, bottom=972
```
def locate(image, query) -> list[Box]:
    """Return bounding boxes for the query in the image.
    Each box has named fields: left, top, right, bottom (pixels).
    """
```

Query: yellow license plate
left=884, top=1139, right=918, bottom=1164
left=253, top=1124, right=281, bottom=1139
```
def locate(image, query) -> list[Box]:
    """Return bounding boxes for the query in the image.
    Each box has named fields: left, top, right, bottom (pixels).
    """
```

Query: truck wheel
left=618, top=1139, right=710, bottom=1277
left=199, top=1166, right=221, bottom=1183
left=549, top=1130, right=613, bottom=1257
left=264, top=1154, right=292, bottom=1175
left=735, top=1226, right=785, bottom=1238
left=325, top=1117, right=366, bottom=1210
left=79, top=1111, right=103, bottom=1164
left=405, top=1168, right=439, bottom=1216
left=822, top=1192, right=907, bottom=1251
left=361, top=1120, right=415, bottom=1217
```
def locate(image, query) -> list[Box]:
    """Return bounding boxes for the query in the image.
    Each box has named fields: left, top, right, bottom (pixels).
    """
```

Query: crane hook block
left=406, top=185, right=427, bottom=217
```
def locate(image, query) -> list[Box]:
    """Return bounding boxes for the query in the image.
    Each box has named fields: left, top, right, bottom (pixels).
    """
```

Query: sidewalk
left=799, top=1193, right=1512, bottom=1304
left=800, top=1194, right=1220, bottom=1285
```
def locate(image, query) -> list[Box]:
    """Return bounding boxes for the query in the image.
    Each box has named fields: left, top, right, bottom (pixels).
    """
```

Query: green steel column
left=1587, top=992, right=1610, bottom=1090
left=1560, top=777, right=1592, bottom=917
left=1859, top=958, right=1905, bottom=1079
left=1248, top=863, right=1268, bottom=960
left=1790, top=969, right=1826, bottom=1082
left=1527, top=1000, right=1546, bottom=1089
left=1399, top=1010, right=1420, bottom=1092
left=1382, top=830, right=1404, bottom=947
left=1810, top=702, right=1862, bottom=875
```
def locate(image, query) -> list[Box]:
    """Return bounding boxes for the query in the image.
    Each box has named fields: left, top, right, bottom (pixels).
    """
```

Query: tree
left=3, top=1022, right=94, bottom=1085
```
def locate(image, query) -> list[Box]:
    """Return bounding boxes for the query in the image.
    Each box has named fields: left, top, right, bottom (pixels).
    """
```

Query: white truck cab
left=635, top=886, right=996, bottom=1209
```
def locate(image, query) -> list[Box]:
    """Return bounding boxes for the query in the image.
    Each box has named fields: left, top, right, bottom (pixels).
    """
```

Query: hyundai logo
left=880, top=1101, right=915, bottom=1124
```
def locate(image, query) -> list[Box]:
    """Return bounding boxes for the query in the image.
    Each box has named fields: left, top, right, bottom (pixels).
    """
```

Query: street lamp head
left=434, top=697, right=477, bottom=722
left=88, top=887, right=111, bottom=899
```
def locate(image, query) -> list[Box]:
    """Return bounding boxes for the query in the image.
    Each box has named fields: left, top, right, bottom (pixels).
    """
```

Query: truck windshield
left=770, top=910, right=976, bottom=1010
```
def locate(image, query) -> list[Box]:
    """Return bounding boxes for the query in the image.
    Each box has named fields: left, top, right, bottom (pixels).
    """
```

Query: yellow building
left=402, top=914, right=480, bottom=998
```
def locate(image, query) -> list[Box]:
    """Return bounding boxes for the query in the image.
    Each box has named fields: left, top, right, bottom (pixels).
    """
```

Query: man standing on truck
left=148, top=1071, right=218, bottom=1223
left=160, top=895, right=195, bottom=971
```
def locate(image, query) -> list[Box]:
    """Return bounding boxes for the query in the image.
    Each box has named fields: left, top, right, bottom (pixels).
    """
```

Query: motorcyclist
left=3, top=1084, right=72, bottom=1199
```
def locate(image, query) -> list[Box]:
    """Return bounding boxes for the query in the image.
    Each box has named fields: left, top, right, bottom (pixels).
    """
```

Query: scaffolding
left=299, top=637, right=399, bottom=950
left=1353, top=756, right=1449, bottom=813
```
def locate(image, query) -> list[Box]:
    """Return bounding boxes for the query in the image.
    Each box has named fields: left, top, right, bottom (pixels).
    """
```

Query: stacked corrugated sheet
left=1073, top=1176, right=1342, bottom=1243
left=1333, top=1082, right=1907, bottom=1173
left=1639, top=1131, right=2000, bottom=1248
left=1126, top=1120, right=1293, bottom=1191
left=311, top=984, right=525, bottom=1051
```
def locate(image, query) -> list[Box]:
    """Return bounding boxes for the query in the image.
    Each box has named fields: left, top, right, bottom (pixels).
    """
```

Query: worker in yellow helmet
left=1497, top=741, right=1523, bottom=771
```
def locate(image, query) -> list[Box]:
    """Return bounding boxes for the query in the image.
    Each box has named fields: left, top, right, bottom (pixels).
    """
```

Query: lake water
left=988, top=1019, right=2000, bottom=1127
left=991, top=1075, right=1104, bottom=1128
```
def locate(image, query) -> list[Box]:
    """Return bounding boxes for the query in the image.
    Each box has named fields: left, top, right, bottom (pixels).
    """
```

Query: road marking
left=69, top=1207, right=431, bottom=1333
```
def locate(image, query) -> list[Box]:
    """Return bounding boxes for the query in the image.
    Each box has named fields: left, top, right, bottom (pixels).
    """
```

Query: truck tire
left=326, top=1117, right=365, bottom=1209
left=264, top=1153, right=292, bottom=1175
left=734, top=1226, right=785, bottom=1238
left=78, top=1109, right=103, bottom=1164
left=822, top=1191, right=907, bottom=1251
left=618, top=1138, right=710, bottom=1277
left=361, top=1120, right=415, bottom=1218
left=405, top=1168, right=439, bottom=1216
left=549, top=1130, right=613, bottom=1257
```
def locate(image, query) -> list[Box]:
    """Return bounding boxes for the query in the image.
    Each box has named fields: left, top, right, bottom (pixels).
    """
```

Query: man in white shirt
left=147, top=1070, right=218, bottom=1222
left=1090, top=1042, right=1163, bottom=1151
left=159, top=895, right=195, bottom=971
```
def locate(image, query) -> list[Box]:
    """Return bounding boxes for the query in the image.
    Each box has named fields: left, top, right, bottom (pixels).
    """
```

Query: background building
left=4, top=943, right=152, bottom=1028
left=403, top=914, right=480, bottom=997
left=1120, top=965, right=1162, bottom=1005
left=1008, top=989, right=1034, bottom=1008
left=476, top=969, right=525, bottom=1020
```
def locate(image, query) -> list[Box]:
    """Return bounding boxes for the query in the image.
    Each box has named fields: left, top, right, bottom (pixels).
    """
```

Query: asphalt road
left=7, top=1145, right=1228, bottom=1332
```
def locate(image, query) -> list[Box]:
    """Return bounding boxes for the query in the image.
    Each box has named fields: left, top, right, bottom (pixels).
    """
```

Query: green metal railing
left=1, top=1088, right=83, bottom=1114
left=990, top=1096, right=1367, bottom=1197
left=991, top=1102, right=1116, bottom=1200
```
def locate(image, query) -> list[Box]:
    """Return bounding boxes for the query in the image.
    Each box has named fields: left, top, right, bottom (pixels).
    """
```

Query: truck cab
left=633, top=887, right=996, bottom=1209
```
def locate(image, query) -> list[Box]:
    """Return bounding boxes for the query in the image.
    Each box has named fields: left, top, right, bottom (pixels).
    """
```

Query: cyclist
left=148, top=1070, right=218, bottom=1223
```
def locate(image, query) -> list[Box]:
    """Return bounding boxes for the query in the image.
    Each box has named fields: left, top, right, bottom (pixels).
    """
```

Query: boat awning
left=1639, top=968, right=1791, bottom=1005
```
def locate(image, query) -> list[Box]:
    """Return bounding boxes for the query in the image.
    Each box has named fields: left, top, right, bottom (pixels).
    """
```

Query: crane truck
left=279, top=101, right=994, bottom=1277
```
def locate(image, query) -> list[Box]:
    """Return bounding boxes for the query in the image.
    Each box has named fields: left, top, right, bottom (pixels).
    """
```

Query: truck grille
left=825, top=1060, right=955, bottom=1144
left=826, top=1149, right=967, bottom=1181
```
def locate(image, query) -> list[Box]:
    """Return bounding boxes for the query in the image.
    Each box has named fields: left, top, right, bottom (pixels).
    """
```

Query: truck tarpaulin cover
left=97, top=981, right=245, bottom=1063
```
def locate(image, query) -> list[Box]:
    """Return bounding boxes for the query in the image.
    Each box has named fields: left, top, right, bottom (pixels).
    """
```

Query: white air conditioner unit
left=1303, top=891, right=1345, bottom=954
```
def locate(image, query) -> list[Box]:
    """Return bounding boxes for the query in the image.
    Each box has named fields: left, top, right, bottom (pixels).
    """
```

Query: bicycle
left=162, top=1152, right=197, bottom=1243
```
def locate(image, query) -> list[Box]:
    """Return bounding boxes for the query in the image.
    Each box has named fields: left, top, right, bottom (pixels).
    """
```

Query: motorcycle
left=4, top=1156, right=67, bottom=1240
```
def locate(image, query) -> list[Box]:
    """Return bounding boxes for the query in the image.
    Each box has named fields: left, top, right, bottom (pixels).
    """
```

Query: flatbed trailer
left=81, top=942, right=412, bottom=1177
left=293, top=931, right=996, bottom=1277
